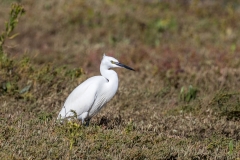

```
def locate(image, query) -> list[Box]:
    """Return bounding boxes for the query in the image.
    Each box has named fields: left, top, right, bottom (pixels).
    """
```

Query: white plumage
left=57, top=54, right=134, bottom=125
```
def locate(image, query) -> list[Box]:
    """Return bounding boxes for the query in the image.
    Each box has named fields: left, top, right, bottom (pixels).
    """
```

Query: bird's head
left=102, top=54, right=135, bottom=71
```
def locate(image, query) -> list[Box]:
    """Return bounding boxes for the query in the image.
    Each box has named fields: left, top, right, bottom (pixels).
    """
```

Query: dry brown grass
left=0, top=0, right=240, bottom=159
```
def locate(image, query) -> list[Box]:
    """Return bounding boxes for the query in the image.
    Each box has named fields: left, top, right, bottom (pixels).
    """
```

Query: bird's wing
left=88, top=92, right=108, bottom=117
left=59, top=76, right=107, bottom=119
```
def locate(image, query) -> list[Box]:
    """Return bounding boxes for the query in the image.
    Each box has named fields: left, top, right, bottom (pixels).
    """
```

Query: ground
left=0, top=0, right=240, bottom=159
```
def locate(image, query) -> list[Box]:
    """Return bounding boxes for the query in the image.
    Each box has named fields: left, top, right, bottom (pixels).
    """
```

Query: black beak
left=116, top=62, right=135, bottom=71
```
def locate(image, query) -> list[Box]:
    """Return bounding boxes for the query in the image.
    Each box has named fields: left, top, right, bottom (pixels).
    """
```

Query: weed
left=56, top=121, right=84, bottom=150
left=125, top=120, right=135, bottom=134
left=228, top=140, right=234, bottom=155
left=180, top=85, right=198, bottom=102
left=0, top=3, right=25, bottom=54
left=38, top=112, right=53, bottom=123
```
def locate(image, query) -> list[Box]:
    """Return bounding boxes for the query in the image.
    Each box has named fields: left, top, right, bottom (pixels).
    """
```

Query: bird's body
left=57, top=54, right=134, bottom=125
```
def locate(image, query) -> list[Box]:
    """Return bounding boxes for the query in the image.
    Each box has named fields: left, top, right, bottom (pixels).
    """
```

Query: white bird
left=57, top=54, right=134, bottom=125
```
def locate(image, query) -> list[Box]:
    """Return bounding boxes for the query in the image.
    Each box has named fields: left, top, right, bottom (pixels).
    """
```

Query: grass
left=0, top=0, right=240, bottom=159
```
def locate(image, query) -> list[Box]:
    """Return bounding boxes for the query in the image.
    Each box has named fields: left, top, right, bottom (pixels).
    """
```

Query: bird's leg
left=85, top=118, right=91, bottom=127
left=78, top=112, right=89, bottom=126
left=80, top=117, right=91, bottom=126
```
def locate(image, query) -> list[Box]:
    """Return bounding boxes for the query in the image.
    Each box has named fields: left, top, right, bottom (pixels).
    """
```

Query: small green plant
left=38, top=112, right=53, bottom=123
left=153, top=18, right=177, bottom=33
left=179, top=85, right=198, bottom=102
left=125, top=120, right=135, bottom=133
left=0, top=3, right=25, bottom=55
left=228, top=140, right=234, bottom=155
left=0, top=3, right=25, bottom=86
left=57, top=121, right=84, bottom=150
left=65, top=68, right=83, bottom=79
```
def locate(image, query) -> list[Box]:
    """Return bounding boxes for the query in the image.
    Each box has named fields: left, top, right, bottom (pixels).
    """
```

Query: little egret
left=57, top=54, right=135, bottom=125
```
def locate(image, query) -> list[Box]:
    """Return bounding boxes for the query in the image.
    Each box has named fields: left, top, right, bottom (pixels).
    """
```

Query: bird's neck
left=100, top=66, right=118, bottom=83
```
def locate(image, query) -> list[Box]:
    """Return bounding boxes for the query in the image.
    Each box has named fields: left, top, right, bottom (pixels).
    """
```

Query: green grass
left=0, top=1, right=240, bottom=159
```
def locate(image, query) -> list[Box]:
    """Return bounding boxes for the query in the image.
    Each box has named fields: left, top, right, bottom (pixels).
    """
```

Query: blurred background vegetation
left=0, top=0, right=240, bottom=159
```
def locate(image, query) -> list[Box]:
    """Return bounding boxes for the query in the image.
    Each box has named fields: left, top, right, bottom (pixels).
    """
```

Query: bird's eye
left=111, top=61, right=115, bottom=64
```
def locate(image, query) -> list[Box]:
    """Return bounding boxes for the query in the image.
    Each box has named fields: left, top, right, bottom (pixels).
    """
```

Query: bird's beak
left=116, top=62, right=135, bottom=71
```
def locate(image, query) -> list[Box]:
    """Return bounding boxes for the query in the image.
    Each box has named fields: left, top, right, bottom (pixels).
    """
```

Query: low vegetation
left=0, top=1, right=240, bottom=159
